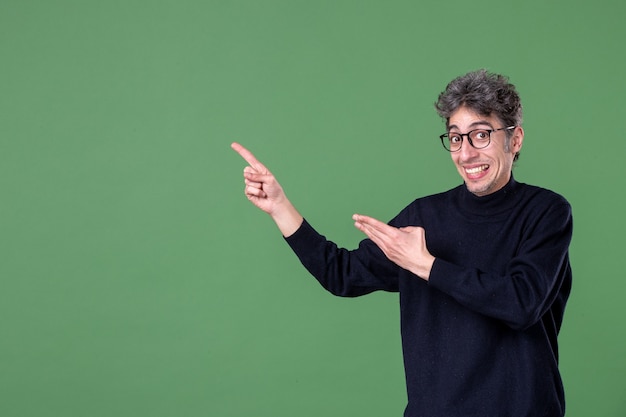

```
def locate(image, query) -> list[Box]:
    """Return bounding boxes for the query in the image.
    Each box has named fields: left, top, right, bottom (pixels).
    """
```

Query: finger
left=245, top=184, right=267, bottom=199
left=243, top=179, right=263, bottom=188
left=357, top=225, right=390, bottom=256
left=244, top=178, right=263, bottom=189
left=357, top=225, right=381, bottom=244
left=353, top=214, right=385, bottom=228
left=353, top=214, right=394, bottom=234
left=231, top=142, right=270, bottom=173
left=354, top=219, right=390, bottom=244
left=244, top=169, right=274, bottom=184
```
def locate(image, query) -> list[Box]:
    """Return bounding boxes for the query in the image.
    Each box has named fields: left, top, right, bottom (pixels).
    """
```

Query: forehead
left=447, top=106, right=499, bottom=131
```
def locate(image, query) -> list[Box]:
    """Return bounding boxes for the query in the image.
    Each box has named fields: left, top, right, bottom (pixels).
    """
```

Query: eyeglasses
left=439, top=126, right=515, bottom=152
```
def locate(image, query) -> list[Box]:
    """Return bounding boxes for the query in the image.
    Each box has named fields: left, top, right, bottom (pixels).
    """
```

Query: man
left=232, top=69, right=573, bottom=417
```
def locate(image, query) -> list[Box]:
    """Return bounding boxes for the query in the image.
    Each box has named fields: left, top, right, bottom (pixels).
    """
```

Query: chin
left=465, top=180, right=496, bottom=196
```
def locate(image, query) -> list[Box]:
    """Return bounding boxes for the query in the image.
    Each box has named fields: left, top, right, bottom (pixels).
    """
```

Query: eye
left=449, top=133, right=462, bottom=144
left=474, top=130, right=489, bottom=140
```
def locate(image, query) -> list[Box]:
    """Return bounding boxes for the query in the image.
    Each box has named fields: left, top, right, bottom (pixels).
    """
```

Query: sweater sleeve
left=284, top=219, right=400, bottom=297
left=428, top=202, right=573, bottom=330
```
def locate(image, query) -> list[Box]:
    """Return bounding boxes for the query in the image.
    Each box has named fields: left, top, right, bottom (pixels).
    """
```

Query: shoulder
left=514, top=183, right=573, bottom=237
left=516, top=182, right=571, bottom=212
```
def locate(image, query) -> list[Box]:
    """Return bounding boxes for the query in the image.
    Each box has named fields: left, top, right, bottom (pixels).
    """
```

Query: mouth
left=464, top=164, right=490, bottom=176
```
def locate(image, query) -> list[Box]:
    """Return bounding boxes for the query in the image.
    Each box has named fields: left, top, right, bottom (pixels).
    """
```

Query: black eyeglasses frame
left=439, top=126, right=516, bottom=152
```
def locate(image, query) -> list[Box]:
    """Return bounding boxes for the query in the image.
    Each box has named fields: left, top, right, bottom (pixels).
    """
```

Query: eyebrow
left=447, top=120, right=495, bottom=132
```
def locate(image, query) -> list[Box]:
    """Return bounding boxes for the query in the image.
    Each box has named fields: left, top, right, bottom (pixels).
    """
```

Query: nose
left=458, top=139, right=479, bottom=161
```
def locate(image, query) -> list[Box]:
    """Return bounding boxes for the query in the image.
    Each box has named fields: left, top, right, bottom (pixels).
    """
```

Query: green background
left=1, top=1, right=624, bottom=416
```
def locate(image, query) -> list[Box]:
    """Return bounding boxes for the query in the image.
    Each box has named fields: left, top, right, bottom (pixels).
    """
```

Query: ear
left=510, top=126, right=524, bottom=153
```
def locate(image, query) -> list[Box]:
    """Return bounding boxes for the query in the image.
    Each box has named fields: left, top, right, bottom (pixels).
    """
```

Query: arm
left=231, top=142, right=303, bottom=237
left=353, top=198, right=573, bottom=330
left=232, top=142, right=399, bottom=296
left=286, top=219, right=400, bottom=296
left=429, top=202, right=573, bottom=330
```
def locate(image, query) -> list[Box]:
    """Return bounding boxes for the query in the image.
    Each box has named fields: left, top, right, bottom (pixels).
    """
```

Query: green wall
left=1, top=1, right=624, bottom=416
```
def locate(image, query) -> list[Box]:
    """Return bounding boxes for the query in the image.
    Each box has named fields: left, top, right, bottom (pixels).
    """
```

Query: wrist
left=270, top=201, right=303, bottom=237
left=414, top=255, right=436, bottom=281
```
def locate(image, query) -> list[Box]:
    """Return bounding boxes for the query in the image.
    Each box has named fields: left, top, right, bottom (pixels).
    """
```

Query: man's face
left=448, top=106, right=524, bottom=196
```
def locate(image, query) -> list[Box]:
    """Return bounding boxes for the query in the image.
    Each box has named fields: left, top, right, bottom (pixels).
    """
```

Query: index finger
left=352, top=214, right=390, bottom=231
left=231, top=142, right=269, bottom=172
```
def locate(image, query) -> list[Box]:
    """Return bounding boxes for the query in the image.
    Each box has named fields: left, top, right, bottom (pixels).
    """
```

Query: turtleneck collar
left=457, top=174, right=520, bottom=217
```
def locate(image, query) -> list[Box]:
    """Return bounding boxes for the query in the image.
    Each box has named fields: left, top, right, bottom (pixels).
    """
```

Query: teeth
left=465, top=165, right=488, bottom=174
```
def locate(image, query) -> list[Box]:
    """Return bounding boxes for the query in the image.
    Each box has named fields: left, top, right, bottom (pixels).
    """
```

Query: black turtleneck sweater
left=285, top=177, right=573, bottom=417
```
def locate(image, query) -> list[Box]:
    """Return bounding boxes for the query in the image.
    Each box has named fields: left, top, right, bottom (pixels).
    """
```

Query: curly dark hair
left=435, top=70, right=523, bottom=161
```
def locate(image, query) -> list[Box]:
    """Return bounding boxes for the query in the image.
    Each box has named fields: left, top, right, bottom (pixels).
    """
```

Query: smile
left=465, top=164, right=489, bottom=174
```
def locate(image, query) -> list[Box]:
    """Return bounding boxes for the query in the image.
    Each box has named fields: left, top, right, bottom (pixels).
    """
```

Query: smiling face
left=448, top=106, right=524, bottom=196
